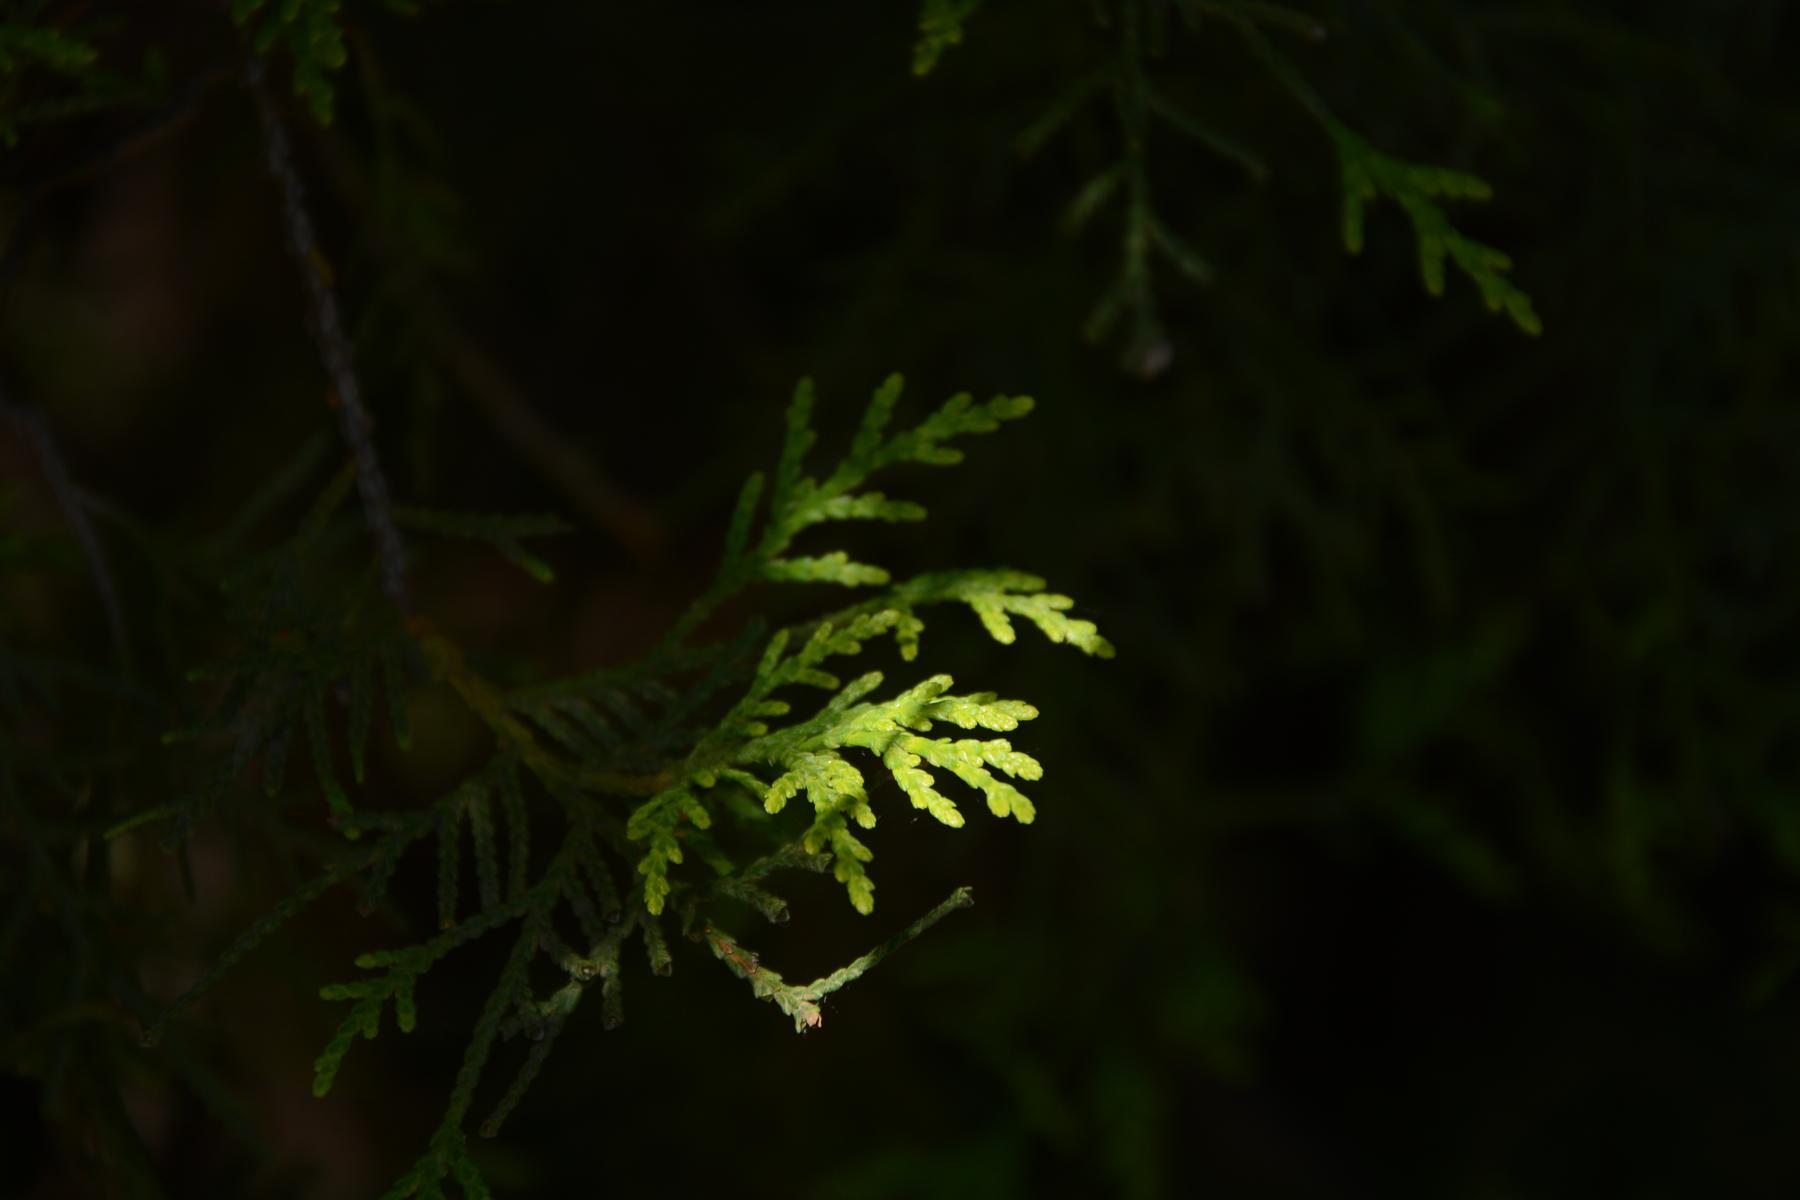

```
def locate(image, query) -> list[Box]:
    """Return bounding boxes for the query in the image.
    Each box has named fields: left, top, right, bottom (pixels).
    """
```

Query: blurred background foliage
left=4, top=0, right=1800, bottom=1196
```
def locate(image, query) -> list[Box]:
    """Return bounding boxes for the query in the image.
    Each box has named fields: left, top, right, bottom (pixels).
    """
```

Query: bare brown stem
left=247, top=57, right=410, bottom=611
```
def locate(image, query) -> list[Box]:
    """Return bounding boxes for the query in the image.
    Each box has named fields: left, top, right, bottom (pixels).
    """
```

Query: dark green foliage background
left=5, top=1, right=1800, bottom=1195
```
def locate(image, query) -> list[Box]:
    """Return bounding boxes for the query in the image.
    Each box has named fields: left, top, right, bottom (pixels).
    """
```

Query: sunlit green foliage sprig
left=136, top=374, right=1109, bottom=1199
left=633, top=376, right=1111, bottom=916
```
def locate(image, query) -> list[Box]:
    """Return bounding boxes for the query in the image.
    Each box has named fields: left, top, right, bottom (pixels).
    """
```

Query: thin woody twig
left=246, top=56, right=410, bottom=610
left=0, top=390, right=129, bottom=668
left=705, top=886, right=975, bottom=1031
left=293, top=86, right=663, bottom=560
left=420, top=314, right=664, bottom=560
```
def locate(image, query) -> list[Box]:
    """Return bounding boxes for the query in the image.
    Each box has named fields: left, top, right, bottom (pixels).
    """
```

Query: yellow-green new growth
left=148, top=372, right=1111, bottom=1198
left=742, top=669, right=1044, bottom=912
left=633, top=376, right=1109, bottom=916
left=670, top=374, right=1037, bottom=646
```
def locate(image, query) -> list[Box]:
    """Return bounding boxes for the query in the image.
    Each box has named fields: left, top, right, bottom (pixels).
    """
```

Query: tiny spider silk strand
left=246, top=56, right=409, bottom=610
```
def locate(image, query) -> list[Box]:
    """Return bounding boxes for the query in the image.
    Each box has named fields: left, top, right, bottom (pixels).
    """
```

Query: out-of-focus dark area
left=4, top=1, right=1800, bottom=1196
